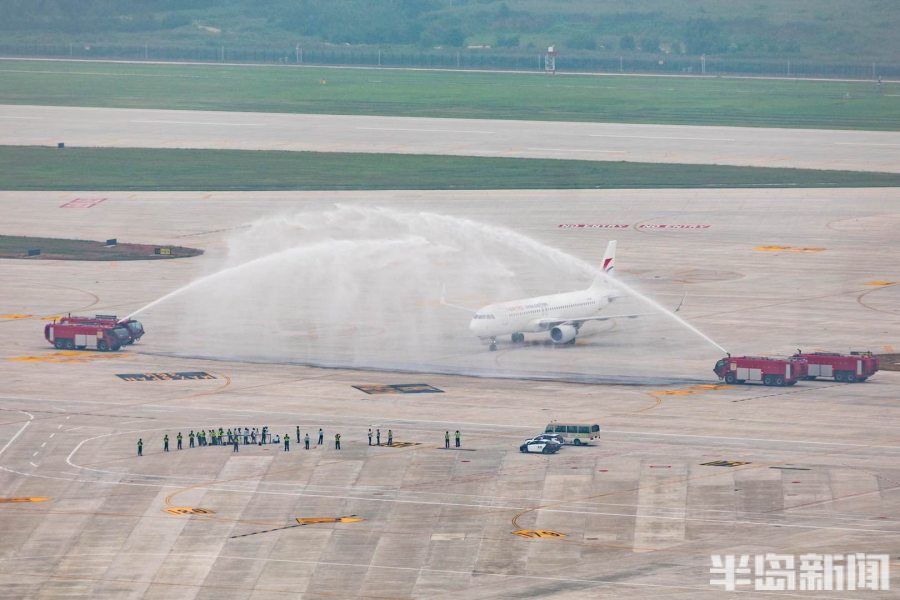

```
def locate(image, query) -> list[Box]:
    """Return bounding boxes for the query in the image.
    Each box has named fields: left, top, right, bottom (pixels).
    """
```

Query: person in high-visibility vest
left=163, top=434, right=169, bottom=452
left=387, top=430, right=393, bottom=446
left=283, top=435, right=290, bottom=451
left=137, top=438, right=143, bottom=456
left=335, top=433, right=341, bottom=450
left=177, top=432, right=183, bottom=450
left=189, top=430, right=195, bottom=448
left=455, top=430, right=461, bottom=448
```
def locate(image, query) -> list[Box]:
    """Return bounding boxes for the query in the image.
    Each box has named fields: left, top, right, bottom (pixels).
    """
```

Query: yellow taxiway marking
left=0, top=313, right=33, bottom=320
left=0, top=497, right=50, bottom=503
left=754, top=245, right=825, bottom=253
left=866, top=280, right=896, bottom=286
left=296, top=516, right=362, bottom=525
left=651, top=383, right=728, bottom=397
left=8, top=351, right=130, bottom=364
left=512, top=529, right=566, bottom=539
left=165, top=506, right=214, bottom=516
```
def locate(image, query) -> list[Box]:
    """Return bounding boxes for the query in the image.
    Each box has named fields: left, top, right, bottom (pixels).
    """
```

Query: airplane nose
left=468, top=319, right=478, bottom=333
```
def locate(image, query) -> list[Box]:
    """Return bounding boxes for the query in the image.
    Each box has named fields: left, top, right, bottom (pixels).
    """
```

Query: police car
left=519, top=437, right=562, bottom=454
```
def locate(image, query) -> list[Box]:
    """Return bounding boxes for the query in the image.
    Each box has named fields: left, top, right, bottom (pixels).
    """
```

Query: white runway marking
left=526, top=147, right=626, bottom=153
left=0, top=410, right=33, bottom=458
left=588, top=134, right=736, bottom=142
left=39, top=442, right=46, bottom=448
left=12, top=446, right=898, bottom=536
left=0, top=116, right=40, bottom=120
left=28, top=461, right=37, bottom=467
left=525, top=148, right=628, bottom=154
left=129, top=120, right=262, bottom=127
left=356, top=127, right=495, bottom=134
left=602, top=428, right=900, bottom=450
left=31, top=451, right=38, bottom=457
left=834, top=142, right=900, bottom=147
left=0, top=551, right=871, bottom=598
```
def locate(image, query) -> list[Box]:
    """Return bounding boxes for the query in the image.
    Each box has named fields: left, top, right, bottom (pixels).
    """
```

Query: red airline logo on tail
left=602, top=258, right=614, bottom=272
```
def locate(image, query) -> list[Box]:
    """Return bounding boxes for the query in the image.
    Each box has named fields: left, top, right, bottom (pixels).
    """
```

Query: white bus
left=544, top=422, right=600, bottom=445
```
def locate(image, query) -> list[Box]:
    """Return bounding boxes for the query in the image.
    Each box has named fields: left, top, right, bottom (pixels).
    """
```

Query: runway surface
left=0, top=188, right=898, bottom=597
left=2, top=104, right=900, bottom=172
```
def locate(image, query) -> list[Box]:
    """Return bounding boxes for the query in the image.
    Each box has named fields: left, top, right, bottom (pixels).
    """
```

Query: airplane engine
left=549, top=324, right=577, bottom=344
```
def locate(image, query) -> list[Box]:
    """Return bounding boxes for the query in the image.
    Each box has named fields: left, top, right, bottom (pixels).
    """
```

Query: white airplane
left=465, top=241, right=645, bottom=351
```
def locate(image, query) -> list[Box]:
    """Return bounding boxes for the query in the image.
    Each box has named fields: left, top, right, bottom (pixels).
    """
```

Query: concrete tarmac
left=0, top=188, right=898, bottom=598
left=2, top=104, right=900, bottom=172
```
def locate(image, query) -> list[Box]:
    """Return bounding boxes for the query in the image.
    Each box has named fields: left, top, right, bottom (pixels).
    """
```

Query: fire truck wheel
left=846, top=373, right=857, bottom=383
left=774, top=375, right=785, bottom=386
left=762, top=375, right=773, bottom=386
left=111, top=344, right=121, bottom=352
left=64, top=340, right=74, bottom=350
left=54, top=340, right=64, bottom=349
left=834, top=372, right=847, bottom=382
left=98, top=340, right=108, bottom=352
left=724, top=373, right=736, bottom=384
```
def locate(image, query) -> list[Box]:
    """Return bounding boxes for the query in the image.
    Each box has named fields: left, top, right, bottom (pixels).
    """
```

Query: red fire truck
left=56, top=314, right=145, bottom=345
left=791, top=351, right=879, bottom=383
left=714, top=355, right=807, bottom=386
left=44, top=315, right=140, bottom=351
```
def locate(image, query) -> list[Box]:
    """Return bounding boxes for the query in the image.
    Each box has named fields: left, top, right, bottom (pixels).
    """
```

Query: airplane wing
left=532, top=313, right=649, bottom=330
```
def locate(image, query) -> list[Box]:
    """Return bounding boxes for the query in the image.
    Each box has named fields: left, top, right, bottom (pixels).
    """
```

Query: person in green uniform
left=335, top=433, right=341, bottom=450
left=163, top=434, right=169, bottom=452
left=177, top=432, right=183, bottom=450
left=137, top=438, right=143, bottom=456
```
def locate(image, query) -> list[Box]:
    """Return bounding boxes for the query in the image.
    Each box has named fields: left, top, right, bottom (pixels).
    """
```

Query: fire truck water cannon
left=713, top=355, right=807, bottom=387
left=791, top=350, right=879, bottom=383
left=44, top=314, right=145, bottom=351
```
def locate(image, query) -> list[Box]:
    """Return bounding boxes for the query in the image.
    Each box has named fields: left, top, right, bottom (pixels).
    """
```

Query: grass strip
left=0, top=60, right=898, bottom=130
left=1, top=146, right=898, bottom=191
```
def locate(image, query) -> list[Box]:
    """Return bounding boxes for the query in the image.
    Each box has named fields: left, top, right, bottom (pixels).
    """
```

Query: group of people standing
left=137, top=426, right=461, bottom=455
left=137, top=425, right=336, bottom=456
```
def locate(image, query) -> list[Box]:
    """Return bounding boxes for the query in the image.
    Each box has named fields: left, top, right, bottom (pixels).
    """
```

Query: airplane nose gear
left=489, top=338, right=498, bottom=351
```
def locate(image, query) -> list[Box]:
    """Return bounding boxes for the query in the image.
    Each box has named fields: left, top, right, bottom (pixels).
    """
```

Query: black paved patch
left=117, top=371, right=216, bottom=381
left=353, top=383, right=443, bottom=395
left=700, top=460, right=751, bottom=467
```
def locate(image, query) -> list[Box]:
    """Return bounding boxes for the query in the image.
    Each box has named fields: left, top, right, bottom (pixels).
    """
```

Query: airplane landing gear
left=511, top=333, right=525, bottom=343
left=489, top=338, right=498, bottom=352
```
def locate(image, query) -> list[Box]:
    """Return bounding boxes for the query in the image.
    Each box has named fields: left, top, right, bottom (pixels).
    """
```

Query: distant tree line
left=0, top=0, right=894, bottom=61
